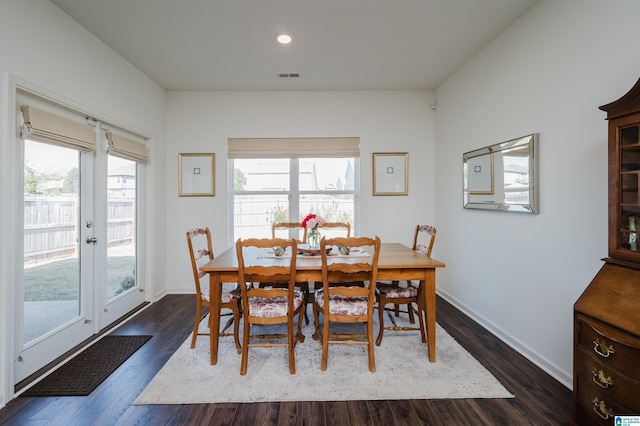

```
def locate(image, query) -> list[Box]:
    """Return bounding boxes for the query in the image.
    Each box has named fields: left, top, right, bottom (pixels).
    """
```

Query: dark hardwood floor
left=0, top=294, right=572, bottom=425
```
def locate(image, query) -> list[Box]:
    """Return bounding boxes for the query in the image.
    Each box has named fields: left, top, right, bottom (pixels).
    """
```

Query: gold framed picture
left=373, top=152, right=408, bottom=196
left=179, top=153, right=215, bottom=196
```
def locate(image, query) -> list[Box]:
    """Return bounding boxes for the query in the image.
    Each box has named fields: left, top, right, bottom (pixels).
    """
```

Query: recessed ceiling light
left=277, top=34, right=292, bottom=44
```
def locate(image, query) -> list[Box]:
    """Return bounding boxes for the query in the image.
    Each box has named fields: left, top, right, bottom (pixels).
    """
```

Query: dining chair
left=235, top=237, right=305, bottom=375
left=267, top=221, right=311, bottom=323
left=272, top=221, right=306, bottom=242
left=307, top=221, right=351, bottom=241
left=186, top=227, right=241, bottom=353
left=375, top=224, right=436, bottom=346
left=312, top=235, right=381, bottom=372
left=304, top=220, right=356, bottom=324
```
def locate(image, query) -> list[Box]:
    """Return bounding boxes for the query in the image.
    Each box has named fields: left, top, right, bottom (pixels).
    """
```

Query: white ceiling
left=50, top=0, right=538, bottom=91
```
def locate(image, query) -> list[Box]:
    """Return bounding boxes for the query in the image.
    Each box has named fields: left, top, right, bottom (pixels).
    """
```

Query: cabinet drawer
left=575, top=375, right=636, bottom=424
left=574, top=399, right=633, bottom=426
left=575, top=400, right=609, bottom=426
left=577, top=314, right=640, bottom=377
left=575, top=347, right=640, bottom=410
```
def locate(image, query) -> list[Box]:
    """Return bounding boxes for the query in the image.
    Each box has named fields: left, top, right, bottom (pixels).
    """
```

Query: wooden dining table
left=200, top=242, right=446, bottom=365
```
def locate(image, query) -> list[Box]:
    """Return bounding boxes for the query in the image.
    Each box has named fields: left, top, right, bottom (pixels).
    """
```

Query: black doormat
left=21, top=335, right=152, bottom=397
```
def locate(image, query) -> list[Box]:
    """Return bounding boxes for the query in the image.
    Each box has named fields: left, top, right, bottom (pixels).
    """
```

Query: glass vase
left=308, top=228, right=321, bottom=249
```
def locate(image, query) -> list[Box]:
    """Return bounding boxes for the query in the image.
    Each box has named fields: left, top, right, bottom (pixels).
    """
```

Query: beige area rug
left=134, top=312, right=514, bottom=404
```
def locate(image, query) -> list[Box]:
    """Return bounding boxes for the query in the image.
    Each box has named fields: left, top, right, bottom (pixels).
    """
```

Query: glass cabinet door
left=610, top=118, right=640, bottom=262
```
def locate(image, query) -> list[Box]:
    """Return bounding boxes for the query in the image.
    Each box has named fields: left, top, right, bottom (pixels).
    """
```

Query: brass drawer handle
left=592, top=338, right=615, bottom=358
left=591, top=368, right=613, bottom=388
left=592, top=397, right=614, bottom=420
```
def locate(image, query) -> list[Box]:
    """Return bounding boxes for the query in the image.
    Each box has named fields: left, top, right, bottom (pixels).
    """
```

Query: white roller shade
left=106, top=132, right=148, bottom=163
left=20, top=105, right=95, bottom=152
left=228, top=137, right=359, bottom=158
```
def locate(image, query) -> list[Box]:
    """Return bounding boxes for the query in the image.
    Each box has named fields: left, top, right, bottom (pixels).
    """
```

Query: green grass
left=24, top=257, right=136, bottom=301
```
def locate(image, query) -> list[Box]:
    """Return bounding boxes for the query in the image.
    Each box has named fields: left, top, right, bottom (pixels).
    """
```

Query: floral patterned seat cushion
left=247, top=290, right=304, bottom=318
left=201, top=283, right=241, bottom=304
left=314, top=290, right=369, bottom=316
left=377, top=285, right=418, bottom=298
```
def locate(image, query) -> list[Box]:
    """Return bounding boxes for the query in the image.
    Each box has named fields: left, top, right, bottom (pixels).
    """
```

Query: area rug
left=134, top=314, right=512, bottom=404
left=23, top=335, right=152, bottom=397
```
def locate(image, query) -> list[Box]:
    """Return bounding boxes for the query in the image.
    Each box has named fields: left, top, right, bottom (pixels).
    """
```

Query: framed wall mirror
left=463, top=134, right=538, bottom=213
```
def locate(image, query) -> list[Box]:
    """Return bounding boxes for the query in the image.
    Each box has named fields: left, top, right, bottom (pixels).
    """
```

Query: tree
left=24, top=165, right=38, bottom=194
left=62, top=167, right=79, bottom=193
left=234, top=168, right=247, bottom=191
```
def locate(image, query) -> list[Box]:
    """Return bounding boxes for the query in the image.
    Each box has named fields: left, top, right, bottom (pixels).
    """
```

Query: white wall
left=434, top=0, right=640, bottom=388
left=0, top=0, right=167, bottom=406
left=165, top=90, right=435, bottom=293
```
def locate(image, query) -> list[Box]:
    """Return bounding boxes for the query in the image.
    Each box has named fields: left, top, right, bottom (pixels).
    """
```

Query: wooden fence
left=24, top=196, right=134, bottom=263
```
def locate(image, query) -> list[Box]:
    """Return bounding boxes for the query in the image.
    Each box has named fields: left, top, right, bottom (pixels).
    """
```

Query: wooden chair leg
left=321, top=314, right=330, bottom=371
left=302, top=282, right=310, bottom=324
left=240, top=317, right=250, bottom=376
left=417, top=300, right=426, bottom=343
left=407, top=302, right=415, bottom=323
left=297, top=307, right=305, bottom=343
left=288, top=316, right=296, bottom=375
left=376, top=294, right=386, bottom=346
left=191, top=303, right=202, bottom=348
left=367, top=318, right=376, bottom=372
left=312, top=303, right=321, bottom=341
left=233, top=302, right=242, bottom=354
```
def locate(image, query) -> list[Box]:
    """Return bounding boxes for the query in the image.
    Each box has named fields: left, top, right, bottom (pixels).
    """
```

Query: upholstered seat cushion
left=314, top=290, right=369, bottom=315
left=377, top=285, right=418, bottom=298
left=247, top=290, right=304, bottom=318
left=201, top=284, right=241, bottom=304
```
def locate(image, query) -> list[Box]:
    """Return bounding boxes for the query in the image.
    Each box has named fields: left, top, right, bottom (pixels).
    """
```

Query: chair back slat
left=195, top=248, right=210, bottom=261
left=186, top=227, right=214, bottom=296
left=309, top=221, right=351, bottom=240
left=272, top=221, right=306, bottom=242
left=320, top=236, right=380, bottom=303
left=236, top=237, right=298, bottom=307
left=412, top=224, right=436, bottom=257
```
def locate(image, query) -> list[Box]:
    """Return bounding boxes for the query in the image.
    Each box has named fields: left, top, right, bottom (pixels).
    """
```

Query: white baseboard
left=437, top=290, right=573, bottom=390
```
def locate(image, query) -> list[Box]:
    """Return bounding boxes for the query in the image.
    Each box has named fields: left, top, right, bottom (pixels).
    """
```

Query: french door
left=18, top=139, right=96, bottom=383
left=16, top=97, right=145, bottom=384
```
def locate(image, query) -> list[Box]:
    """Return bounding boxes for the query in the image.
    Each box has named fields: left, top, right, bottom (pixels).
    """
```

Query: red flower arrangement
left=302, top=213, right=325, bottom=248
left=301, top=213, right=325, bottom=230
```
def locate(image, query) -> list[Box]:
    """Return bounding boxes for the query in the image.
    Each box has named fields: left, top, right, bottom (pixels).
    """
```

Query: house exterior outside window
left=231, top=157, right=358, bottom=241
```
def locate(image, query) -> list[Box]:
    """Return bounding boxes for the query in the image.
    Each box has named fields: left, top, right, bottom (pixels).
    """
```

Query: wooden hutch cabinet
left=573, top=77, right=640, bottom=425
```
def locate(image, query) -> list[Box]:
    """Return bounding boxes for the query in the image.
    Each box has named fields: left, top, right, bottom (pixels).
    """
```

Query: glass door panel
left=17, top=139, right=94, bottom=383
left=107, top=155, right=137, bottom=301
left=23, top=141, right=81, bottom=343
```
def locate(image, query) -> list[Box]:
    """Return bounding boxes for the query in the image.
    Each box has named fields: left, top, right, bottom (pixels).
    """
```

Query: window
left=229, top=138, right=359, bottom=242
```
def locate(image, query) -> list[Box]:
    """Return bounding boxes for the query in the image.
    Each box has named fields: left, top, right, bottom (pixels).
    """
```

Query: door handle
left=86, top=237, right=97, bottom=244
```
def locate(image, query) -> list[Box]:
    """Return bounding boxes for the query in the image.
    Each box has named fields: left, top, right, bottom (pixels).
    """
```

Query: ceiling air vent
left=278, top=73, right=300, bottom=78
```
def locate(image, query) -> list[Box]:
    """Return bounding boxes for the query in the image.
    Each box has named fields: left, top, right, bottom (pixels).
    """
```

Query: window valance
left=106, top=132, right=148, bottom=163
left=20, top=105, right=95, bottom=152
left=228, top=137, right=359, bottom=159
